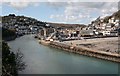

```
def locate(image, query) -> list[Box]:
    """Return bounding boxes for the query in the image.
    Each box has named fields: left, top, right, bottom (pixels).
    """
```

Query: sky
left=1, top=0, right=119, bottom=25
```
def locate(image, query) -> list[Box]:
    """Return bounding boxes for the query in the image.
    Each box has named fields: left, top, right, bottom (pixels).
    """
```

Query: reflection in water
left=8, top=35, right=118, bottom=74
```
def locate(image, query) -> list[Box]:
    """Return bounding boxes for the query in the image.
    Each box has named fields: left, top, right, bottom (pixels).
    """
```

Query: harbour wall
left=49, top=41, right=120, bottom=63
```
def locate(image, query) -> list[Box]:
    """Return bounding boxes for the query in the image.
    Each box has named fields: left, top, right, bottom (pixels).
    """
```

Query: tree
left=15, top=49, right=26, bottom=71
left=2, top=42, right=26, bottom=76
left=2, top=42, right=17, bottom=76
left=2, top=27, right=16, bottom=41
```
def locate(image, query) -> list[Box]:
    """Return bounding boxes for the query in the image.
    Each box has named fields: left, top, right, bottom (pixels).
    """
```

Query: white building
left=102, top=30, right=118, bottom=36
left=115, top=19, right=119, bottom=23
left=101, top=23, right=107, bottom=30
left=109, top=17, right=115, bottom=23
left=115, top=22, right=119, bottom=26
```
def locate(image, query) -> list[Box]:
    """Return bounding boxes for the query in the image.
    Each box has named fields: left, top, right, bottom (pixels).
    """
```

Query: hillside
left=48, top=22, right=86, bottom=29
left=103, top=10, right=120, bottom=23
left=2, top=14, right=46, bottom=27
left=112, top=10, right=120, bottom=19
left=2, top=14, right=86, bottom=29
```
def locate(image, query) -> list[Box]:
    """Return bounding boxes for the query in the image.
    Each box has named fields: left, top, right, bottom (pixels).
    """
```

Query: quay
left=39, top=38, right=120, bottom=63
left=37, top=22, right=120, bottom=63
left=39, top=40, right=50, bottom=45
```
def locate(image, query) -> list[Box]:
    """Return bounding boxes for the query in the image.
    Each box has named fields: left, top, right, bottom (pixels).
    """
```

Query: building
left=102, top=30, right=118, bottom=36
left=80, top=30, right=95, bottom=37
left=109, top=17, right=115, bottom=23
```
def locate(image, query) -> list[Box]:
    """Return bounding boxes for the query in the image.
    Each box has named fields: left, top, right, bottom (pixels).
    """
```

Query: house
left=99, top=23, right=107, bottom=30
left=115, top=22, right=119, bottom=26
left=109, top=17, right=115, bottom=23
left=102, top=30, right=118, bottom=36
left=80, top=30, right=95, bottom=37
left=105, top=23, right=114, bottom=31
left=100, top=18, right=104, bottom=22
left=115, top=19, right=119, bottom=23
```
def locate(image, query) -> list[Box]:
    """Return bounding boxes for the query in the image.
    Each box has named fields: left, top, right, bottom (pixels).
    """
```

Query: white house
left=102, top=30, right=118, bottom=36
left=101, top=23, right=107, bottom=30
left=115, top=22, right=119, bottom=26
left=46, top=24, right=50, bottom=27
left=100, top=18, right=104, bottom=22
left=109, top=17, right=115, bottom=23
left=115, top=19, right=119, bottom=23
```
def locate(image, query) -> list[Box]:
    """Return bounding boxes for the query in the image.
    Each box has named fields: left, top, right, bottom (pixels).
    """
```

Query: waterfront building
left=101, top=30, right=118, bottom=36
left=80, top=30, right=95, bottom=37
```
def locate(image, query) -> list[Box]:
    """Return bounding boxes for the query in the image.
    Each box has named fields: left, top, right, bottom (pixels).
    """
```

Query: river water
left=8, top=35, right=119, bottom=74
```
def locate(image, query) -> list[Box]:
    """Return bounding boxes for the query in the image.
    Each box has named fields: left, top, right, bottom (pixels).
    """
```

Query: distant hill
left=2, top=14, right=46, bottom=27
left=48, top=22, right=86, bottom=29
left=2, top=14, right=86, bottom=29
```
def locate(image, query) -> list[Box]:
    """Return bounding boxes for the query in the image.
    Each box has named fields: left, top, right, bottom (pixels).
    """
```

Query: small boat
left=39, top=40, right=50, bottom=45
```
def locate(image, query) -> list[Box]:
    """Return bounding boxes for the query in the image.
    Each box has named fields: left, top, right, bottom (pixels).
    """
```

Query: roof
left=80, top=30, right=94, bottom=35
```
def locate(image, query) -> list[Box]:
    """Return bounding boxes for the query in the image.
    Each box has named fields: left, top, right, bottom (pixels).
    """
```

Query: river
left=8, top=35, right=119, bottom=74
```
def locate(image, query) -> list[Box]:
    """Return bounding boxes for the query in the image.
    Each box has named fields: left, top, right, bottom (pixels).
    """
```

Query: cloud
left=100, top=2, right=118, bottom=18
left=2, top=0, right=119, bottom=24
left=50, top=2, right=118, bottom=24
left=8, top=2, right=30, bottom=10
left=4, top=1, right=40, bottom=10
left=50, top=7, right=90, bottom=23
left=2, top=0, right=119, bottom=2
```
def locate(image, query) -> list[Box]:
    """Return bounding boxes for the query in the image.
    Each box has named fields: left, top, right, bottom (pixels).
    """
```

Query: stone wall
left=49, top=42, right=120, bottom=63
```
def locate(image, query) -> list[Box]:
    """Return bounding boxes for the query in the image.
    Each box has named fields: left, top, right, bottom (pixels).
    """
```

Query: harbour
left=1, top=2, right=120, bottom=75
left=8, top=35, right=119, bottom=74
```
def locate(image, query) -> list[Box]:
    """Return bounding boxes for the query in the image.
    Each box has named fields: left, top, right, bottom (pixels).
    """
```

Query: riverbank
left=39, top=37, right=120, bottom=63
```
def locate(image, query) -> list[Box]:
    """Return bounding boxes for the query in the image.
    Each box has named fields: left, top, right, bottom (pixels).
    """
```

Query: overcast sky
left=1, top=0, right=119, bottom=24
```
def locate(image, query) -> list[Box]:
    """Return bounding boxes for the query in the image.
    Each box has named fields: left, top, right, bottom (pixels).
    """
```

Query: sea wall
left=49, top=41, right=120, bottom=63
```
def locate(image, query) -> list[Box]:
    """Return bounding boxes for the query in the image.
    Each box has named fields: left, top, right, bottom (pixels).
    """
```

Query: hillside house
left=109, top=17, right=115, bottom=23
